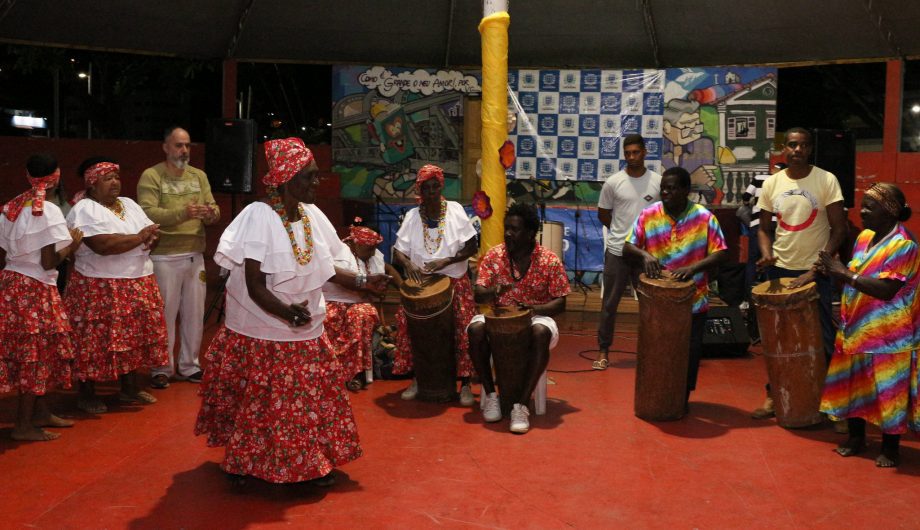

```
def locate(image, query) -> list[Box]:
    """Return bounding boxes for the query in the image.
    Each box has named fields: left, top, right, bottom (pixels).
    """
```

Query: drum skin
left=751, top=278, right=826, bottom=428
left=634, top=272, right=696, bottom=421
left=400, top=275, right=457, bottom=402
left=539, top=221, right=564, bottom=264
left=484, top=306, right=533, bottom=415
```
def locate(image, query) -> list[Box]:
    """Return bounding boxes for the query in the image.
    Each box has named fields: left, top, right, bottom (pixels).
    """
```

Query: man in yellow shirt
left=137, top=126, right=220, bottom=389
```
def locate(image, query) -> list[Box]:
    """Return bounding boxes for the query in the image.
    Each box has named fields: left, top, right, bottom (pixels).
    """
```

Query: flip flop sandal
left=118, top=391, right=158, bottom=405
left=77, top=398, right=108, bottom=415
left=592, top=358, right=609, bottom=370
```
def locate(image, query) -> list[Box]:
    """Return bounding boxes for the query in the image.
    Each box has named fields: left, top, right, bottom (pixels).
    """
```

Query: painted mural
left=663, top=67, right=778, bottom=205
left=331, top=65, right=481, bottom=201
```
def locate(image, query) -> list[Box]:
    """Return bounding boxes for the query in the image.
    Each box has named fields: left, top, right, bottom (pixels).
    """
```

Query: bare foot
left=11, top=426, right=61, bottom=441
left=834, top=436, right=866, bottom=457
left=876, top=451, right=899, bottom=468
left=33, top=414, right=75, bottom=428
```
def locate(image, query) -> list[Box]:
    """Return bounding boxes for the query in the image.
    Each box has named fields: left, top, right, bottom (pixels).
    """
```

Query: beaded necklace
left=420, top=198, right=447, bottom=254
left=92, top=196, right=126, bottom=221
left=268, top=188, right=314, bottom=265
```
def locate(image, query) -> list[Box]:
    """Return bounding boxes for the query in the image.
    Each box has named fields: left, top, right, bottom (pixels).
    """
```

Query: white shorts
left=468, top=313, right=560, bottom=350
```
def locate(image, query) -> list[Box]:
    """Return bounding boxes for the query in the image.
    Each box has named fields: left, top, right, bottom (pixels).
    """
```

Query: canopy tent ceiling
left=2, top=0, right=920, bottom=68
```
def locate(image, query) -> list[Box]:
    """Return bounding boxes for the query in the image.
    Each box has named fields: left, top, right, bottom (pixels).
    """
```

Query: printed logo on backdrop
left=622, top=70, right=646, bottom=92
left=558, top=137, right=578, bottom=158
left=507, top=70, right=519, bottom=91
left=559, top=115, right=578, bottom=135
left=624, top=93, right=642, bottom=114
left=581, top=70, right=601, bottom=92
left=539, top=93, right=559, bottom=113
left=601, top=71, right=620, bottom=91
left=559, top=93, right=579, bottom=114
left=559, top=160, right=577, bottom=179
left=520, top=92, right=538, bottom=113
left=539, top=138, right=557, bottom=157
left=643, top=116, right=662, bottom=137
left=538, top=115, right=558, bottom=136
left=601, top=117, right=620, bottom=137
left=560, top=70, right=580, bottom=91
left=537, top=158, right=556, bottom=179
left=517, top=159, right=536, bottom=179
left=357, top=66, right=481, bottom=97
left=579, top=115, right=599, bottom=136
left=518, top=137, right=537, bottom=157
left=540, top=70, right=560, bottom=91
left=621, top=115, right=641, bottom=135
left=578, top=159, right=598, bottom=180
left=520, top=70, right=538, bottom=90
left=644, top=93, right=664, bottom=115
left=581, top=94, right=600, bottom=114
left=644, top=139, right=662, bottom=160
left=601, top=94, right=620, bottom=114
left=601, top=161, right=617, bottom=176
left=579, top=138, right=599, bottom=158
left=600, top=137, right=620, bottom=159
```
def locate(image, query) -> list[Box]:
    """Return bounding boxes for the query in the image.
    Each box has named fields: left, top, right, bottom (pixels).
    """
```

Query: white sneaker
left=481, top=392, right=502, bottom=422
left=509, top=403, right=530, bottom=434
left=400, top=379, right=418, bottom=400
left=459, top=384, right=475, bottom=406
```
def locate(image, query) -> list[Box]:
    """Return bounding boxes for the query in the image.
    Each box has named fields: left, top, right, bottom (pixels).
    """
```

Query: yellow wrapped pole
left=478, top=3, right=510, bottom=254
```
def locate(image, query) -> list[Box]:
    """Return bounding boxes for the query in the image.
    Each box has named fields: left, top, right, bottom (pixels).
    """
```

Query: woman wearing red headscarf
left=195, top=137, right=389, bottom=487
left=323, top=219, right=403, bottom=390
left=64, top=158, right=167, bottom=415
left=392, top=164, right=479, bottom=404
left=0, top=153, right=83, bottom=441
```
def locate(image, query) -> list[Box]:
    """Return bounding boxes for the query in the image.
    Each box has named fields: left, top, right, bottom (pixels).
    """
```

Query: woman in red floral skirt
left=195, top=138, right=389, bottom=487
left=323, top=220, right=402, bottom=390
left=0, top=154, right=84, bottom=441
left=64, top=158, right=168, bottom=414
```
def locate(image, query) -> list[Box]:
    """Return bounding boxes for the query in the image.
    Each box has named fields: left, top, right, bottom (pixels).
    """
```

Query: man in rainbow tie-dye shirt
left=625, top=167, right=728, bottom=409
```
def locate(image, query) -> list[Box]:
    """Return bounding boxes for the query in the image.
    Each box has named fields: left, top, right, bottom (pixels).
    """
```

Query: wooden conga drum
left=483, top=306, right=533, bottom=416
left=400, top=275, right=456, bottom=402
left=635, top=272, right=696, bottom=421
left=751, top=278, right=826, bottom=428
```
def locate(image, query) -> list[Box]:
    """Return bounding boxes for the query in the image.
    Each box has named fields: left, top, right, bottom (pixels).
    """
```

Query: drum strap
left=403, top=290, right=455, bottom=320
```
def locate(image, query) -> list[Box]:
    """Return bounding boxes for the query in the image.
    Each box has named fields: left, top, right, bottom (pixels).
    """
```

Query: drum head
left=751, top=277, right=816, bottom=306
left=401, top=274, right=451, bottom=300
left=638, top=270, right=694, bottom=290
left=483, top=305, right=533, bottom=320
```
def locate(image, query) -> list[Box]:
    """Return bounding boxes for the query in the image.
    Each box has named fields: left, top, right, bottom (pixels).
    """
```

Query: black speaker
left=205, top=119, right=256, bottom=193
left=810, top=128, right=855, bottom=208
left=702, top=306, right=750, bottom=356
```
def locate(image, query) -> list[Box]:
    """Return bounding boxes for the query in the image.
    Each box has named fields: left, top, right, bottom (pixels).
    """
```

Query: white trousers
left=151, top=253, right=205, bottom=377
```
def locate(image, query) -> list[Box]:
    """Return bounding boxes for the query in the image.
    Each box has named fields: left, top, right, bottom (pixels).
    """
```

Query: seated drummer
left=468, top=203, right=570, bottom=434
left=624, top=167, right=727, bottom=410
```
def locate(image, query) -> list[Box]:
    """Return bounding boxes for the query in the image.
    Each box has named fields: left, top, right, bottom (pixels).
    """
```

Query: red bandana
left=263, top=137, right=315, bottom=187
left=1, top=168, right=61, bottom=222
left=415, top=164, right=444, bottom=204
left=345, top=217, right=383, bottom=246
left=84, top=162, right=119, bottom=187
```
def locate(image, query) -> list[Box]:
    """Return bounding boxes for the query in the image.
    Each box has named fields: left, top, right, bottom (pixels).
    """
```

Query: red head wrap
left=84, top=162, right=119, bottom=187
left=416, top=164, right=445, bottom=188
left=344, top=217, right=383, bottom=247
left=1, top=168, right=61, bottom=222
left=263, top=137, right=315, bottom=188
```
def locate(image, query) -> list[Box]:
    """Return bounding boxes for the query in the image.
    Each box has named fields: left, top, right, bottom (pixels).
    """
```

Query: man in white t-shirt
left=594, top=134, right=661, bottom=369
left=752, top=127, right=846, bottom=419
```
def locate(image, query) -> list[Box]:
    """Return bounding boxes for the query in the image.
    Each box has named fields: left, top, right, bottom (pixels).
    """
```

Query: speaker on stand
left=203, top=118, right=256, bottom=325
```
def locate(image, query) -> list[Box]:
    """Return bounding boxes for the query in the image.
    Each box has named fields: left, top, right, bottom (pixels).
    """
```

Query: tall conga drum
left=400, top=275, right=456, bottom=402
left=751, top=278, right=826, bottom=428
left=483, top=306, right=533, bottom=416
left=635, top=272, right=696, bottom=421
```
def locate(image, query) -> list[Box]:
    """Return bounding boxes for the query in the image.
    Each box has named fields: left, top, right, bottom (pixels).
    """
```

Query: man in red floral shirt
left=468, top=203, right=570, bottom=434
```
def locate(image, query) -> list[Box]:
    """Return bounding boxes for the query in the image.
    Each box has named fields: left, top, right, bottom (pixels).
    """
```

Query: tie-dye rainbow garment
left=627, top=202, right=726, bottom=314
left=820, top=225, right=920, bottom=434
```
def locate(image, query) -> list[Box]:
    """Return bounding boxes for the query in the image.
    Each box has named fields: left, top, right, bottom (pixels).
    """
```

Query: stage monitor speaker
left=702, top=306, right=750, bottom=357
left=810, top=128, right=855, bottom=208
left=206, top=119, right=256, bottom=193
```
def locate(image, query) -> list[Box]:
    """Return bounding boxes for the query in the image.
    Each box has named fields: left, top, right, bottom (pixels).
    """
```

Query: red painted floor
left=2, top=322, right=920, bottom=529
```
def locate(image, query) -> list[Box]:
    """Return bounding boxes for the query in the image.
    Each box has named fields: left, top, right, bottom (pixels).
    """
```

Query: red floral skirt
left=325, top=301, right=380, bottom=381
left=63, top=270, right=168, bottom=381
left=393, top=274, right=477, bottom=377
left=195, top=327, right=363, bottom=483
left=0, top=270, right=74, bottom=394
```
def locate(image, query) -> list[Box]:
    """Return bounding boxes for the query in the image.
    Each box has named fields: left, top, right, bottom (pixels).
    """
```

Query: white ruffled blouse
left=0, top=201, right=72, bottom=285
left=322, top=248, right=385, bottom=304
left=66, top=197, right=155, bottom=279
left=394, top=200, right=476, bottom=279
